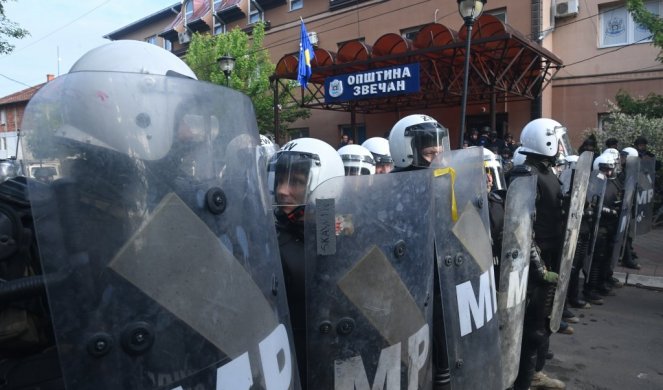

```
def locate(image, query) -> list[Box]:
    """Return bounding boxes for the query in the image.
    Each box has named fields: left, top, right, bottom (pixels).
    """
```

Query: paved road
left=544, top=285, right=663, bottom=389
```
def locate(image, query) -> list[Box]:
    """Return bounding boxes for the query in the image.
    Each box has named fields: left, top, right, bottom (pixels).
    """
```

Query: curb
left=613, top=272, right=663, bottom=290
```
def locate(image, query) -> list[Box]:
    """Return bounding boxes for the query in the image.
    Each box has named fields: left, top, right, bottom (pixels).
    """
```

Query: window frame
left=248, top=1, right=264, bottom=24
left=599, top=1, right=660, bottom=48
left=214, top=17, right=226, bottom=35
left=145, top=35, right=158, bottom=45
left=290, top=0, right=303, bottom=11
left=185, top=0, right=194, bottom=20
left=163, top=38, right=172, bottom=51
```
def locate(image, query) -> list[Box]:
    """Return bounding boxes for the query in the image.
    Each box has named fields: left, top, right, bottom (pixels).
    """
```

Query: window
left=0, top=110, right=6, bottom=125
left=249, top=1, right=263, bottom=24
left=600, top=1, right=659, bottom=47
left=339, top=124, right=367, bottom=145
left=213, top=0, right=223, bottom=8
left=290, top=0, right=303, bottom=11
left=401, top=27, right=421, bottom=41
left=287, top=128, right=309, bottom=141
left=163, top=38, right=172, bottom=51
left=214, top=18, right=226, bottom=35
left=487, top=8, right=507, bottom=23
left=598, top=113, right=613, bottom=131
left=145, top=35, right=157, bottom=45
left=184, top=0, right=194, bottom=20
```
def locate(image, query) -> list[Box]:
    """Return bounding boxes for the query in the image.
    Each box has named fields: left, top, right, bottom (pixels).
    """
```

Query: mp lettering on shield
left=334, top=324, right=430, bottom=390
left=171, top=324, right=293, bottom=390
left=456, top=268, right=498, bottom=337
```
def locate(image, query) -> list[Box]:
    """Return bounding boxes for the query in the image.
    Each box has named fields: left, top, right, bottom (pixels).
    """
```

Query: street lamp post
left=217, top=54, right=236, bottom=86
left=457, top=0, right=486, bottom=148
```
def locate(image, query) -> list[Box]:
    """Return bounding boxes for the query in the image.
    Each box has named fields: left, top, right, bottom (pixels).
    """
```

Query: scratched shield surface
left=497, top=175, right=537, bottom=389
left=433, top=147, right=503, bottom=390
left=304, top=169, right=435, bottom=389
left=582, top=170, right=607, bottom=276
left=550, top=151, right=592, bottom=333
left=610, top=156, right=640, bottom=270
left=22, top=74, right=299, bottom=389
left=634, top=158, right=656, bottom=235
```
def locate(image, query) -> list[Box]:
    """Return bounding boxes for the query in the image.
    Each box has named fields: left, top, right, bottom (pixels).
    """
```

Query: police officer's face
left=421, top=146, right=442, bottom=164
left=375, top=163, right=393, bottom=174
left=486, top=172, right=494, bottom=191
left=276, top=171, right=308, bottom=215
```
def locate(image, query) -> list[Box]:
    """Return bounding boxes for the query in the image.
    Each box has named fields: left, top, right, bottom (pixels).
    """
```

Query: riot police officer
left=584, top=152, right=621, bottom=303
left=267, top=137, right=344, bottom=386
left=388, top=114, right=448, bottom=172
left=512, top=118, right=567, bottom=390
left=14, top=41, right=302, bottom=389
left=361, top=137, right=394, bottom=174
left=337, top=144, right=376, bottom=175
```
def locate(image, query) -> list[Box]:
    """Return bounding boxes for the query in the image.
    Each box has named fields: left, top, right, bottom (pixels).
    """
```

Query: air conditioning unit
left=178, top=31, right=191, bottom=44
left=555, top=0, right=579, bottom=18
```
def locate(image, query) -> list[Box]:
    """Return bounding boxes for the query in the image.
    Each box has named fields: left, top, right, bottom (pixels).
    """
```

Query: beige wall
left=551, top=0, right=663, bottom=146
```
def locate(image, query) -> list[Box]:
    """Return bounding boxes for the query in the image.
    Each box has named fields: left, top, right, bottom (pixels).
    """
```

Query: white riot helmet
left=70, top=40, right=197, bottom=79
left=483, top=148, right=506, bottom=191
left=602, top=147, right=622, bottom=174
left=512, top=146, right=526, bottom=166
left=42, top=40, right=200, bottom=162
left=621, top=147, right=638, bottom=158
left=267, top=138, right=344, bottom=217
left=519, top=118, right=570, bottom=159
left=337, top=144, right=376, bottom=175
left=362, top=137, right=393, bottom=174
left=389, top=114, right=449, bottom=168
left=593, top=153, right=618, bottom=178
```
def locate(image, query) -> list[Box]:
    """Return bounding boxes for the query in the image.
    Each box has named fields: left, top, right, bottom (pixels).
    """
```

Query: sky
left=0, top=0, right=178, bottom=97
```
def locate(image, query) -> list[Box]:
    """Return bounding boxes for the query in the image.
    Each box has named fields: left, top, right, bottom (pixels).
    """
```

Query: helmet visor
left=340, top=153, right=375, bottom=176
left=406, top=122, right=449, bottom=167
left=267, top=151, right=318, bottom=212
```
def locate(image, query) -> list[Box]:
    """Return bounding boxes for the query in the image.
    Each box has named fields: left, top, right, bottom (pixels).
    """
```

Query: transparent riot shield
left=304, top=170, right=434, bottom=389
left=610, top=156, right=640, bottom=270
left=582, top=171, right=607, bottom=276
left=497, top=175, right=537, bottom=389
left=549, top=151, right=592, bottom=333
left=634, top=158, right=656, bottom=235
left=433, top=147, right=502, bottom=389
left=21, top=73, right=299, bottom=389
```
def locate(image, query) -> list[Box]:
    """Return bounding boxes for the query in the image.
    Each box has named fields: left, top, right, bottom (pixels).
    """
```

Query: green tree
left=0, top=0, right=29, bottom=55
left=627, top=0, right=663, bottom=61
left=185, top=22, right=309, bottom=136
left=585, top=96, right=663, bottom=160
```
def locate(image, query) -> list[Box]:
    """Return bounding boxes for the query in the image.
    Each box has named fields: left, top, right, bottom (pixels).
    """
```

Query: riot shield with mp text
left=21, top=73, right=299, bottom=389
left=583, top=170, right=607, bottom=276
left=304, top=170, right=435, bottom=389
left=610, top=156, right=640, bottom=270
left=433, top=147, right=503, bottom=389
left=634, top=158, right=656, bottom=235
left=497, top=174, right=537, bottom=389
left=550, top=151, right=592, bottom=333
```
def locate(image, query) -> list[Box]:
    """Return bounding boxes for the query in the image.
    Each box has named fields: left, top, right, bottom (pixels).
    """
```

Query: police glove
left=601, top=207, right=618, bottom=217
left=543, top=270, right=559, bottom=284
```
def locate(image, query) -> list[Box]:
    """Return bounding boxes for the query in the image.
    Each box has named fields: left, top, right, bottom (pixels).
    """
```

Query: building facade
left=104, top=0, right=663, bottom=148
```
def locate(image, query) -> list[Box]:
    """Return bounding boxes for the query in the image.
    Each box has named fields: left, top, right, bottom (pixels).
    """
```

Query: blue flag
left=297, top=19, right=315, bottom=88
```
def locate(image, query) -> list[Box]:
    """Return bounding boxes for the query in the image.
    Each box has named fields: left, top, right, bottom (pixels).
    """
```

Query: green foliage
left=615, top=90, right=663, bottom=118
left=185, top=22, right=309, bottom=135
left=0, top=0, right=30, bottom=55
left=627, top=0, right=663, bottom=61
left=584, top=99, right=663, bottom=161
